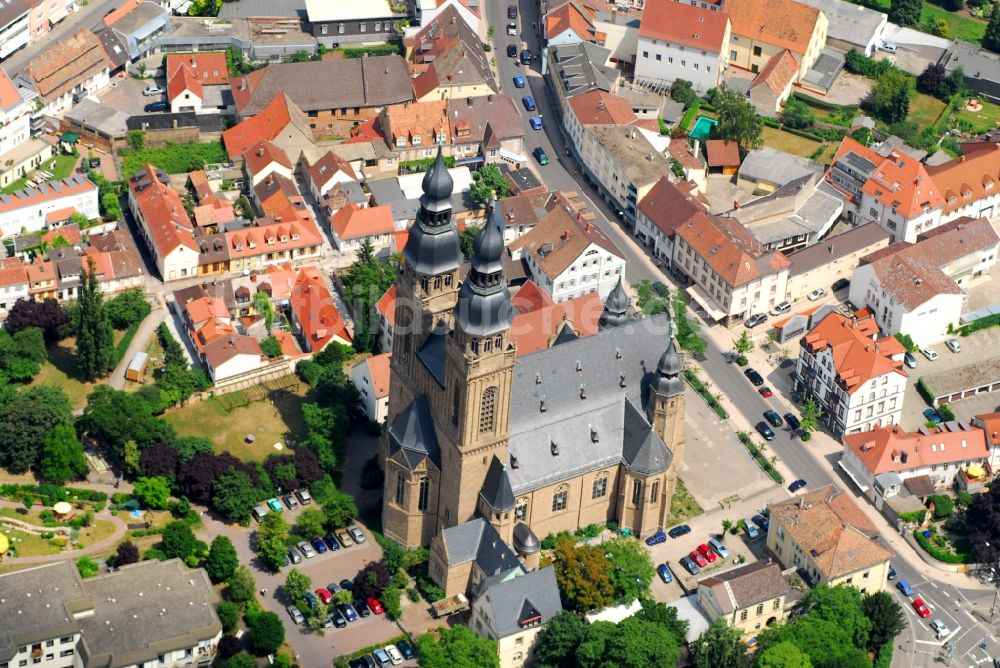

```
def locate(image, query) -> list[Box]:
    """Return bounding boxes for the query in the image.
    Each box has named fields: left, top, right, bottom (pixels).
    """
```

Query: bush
left=957, top=312, right=1000, bottom=335
left=929, top=494, right=954, bottom=519
left=913, top=528, right=973, bottom=563
left=894, top=333, right=917, bottom=352
left=119, top=141, right=229, bottom=175
left=217, top=601, right=240, bottom=634
left=938, top=404, right=955, bottom=421
left=381, top=586, right=402, bottom=619
left=360, top=456, right=385, bottom=490
left=77, top=556, right=99, bottom=578
left=416, top=576, right=445, bottom=602
left=340, top=43, right=403, bottom=58
left=845, top=48, right=896, bottom=79
left=897, top=510, right=925, bottom=523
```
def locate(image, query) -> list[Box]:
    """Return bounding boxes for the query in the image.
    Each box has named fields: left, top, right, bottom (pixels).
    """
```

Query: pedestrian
left=260, top=587, right=267, bottom=595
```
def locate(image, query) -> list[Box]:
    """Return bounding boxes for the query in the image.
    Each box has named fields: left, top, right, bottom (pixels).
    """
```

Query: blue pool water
left=690, top=115, right=718, bottom=140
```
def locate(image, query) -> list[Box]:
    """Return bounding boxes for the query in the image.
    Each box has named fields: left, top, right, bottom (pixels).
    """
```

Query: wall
left=728, top=11, right=827, bottom=80
left=415, top=81, right=496, bottom=103
left=785, top=235, right=889, bottom=302
left=0, top=181, right=98, bottom=237
left=545, top=243, right=625, bottom=303
left=634, top=34, right=727, bottom=93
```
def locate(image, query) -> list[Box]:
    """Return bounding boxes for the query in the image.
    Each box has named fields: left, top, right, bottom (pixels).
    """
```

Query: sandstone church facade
left=379, top=149, right=687, bottom=592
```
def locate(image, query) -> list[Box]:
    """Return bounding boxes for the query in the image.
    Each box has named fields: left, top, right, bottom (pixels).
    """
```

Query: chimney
left=961, top=155, right=966, bottom=163
left=733, top=200, right=739, bottom=210
left=900, top=451, right=909, bottom=464
left=257, top=146, right=265, bottom=157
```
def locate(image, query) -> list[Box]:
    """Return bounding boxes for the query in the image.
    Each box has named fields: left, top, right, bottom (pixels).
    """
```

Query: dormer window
left=235, top=243, right=244, bottom=251
left=248, top=240, right=256, bottom=249
left=412, top=134, right=422, bottom=146
left=267, top=237, right=276, bottom=245
left=280, top=235, right=288, bottom=242
left=292, top=233, right=299, bottom=240
left=396, top=136, right=406, bottom=148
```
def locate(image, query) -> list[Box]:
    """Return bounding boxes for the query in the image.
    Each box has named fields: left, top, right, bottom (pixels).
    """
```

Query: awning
left=60, top=131, right=80, bottom=145
left=454, top=155, right=485, bottom=165
left=837, top=458, right=870, bottom=493
left=686, top=284, right=727, bottom=322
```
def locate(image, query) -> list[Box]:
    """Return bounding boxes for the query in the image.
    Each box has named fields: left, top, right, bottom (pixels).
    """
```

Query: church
left=379, top=148, right=687, bottom=594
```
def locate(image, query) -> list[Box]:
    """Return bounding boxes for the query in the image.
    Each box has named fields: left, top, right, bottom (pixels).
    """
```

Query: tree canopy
left=160, top=520, right=199, bottom=560
left=986, top=5, right=1000, bottom=53
left=38, top=424, right=88, bottom=484
left=205, top=535, right=239, bottom=583
left=211, top=467, right=260, bottom=524
left=468, top=164, right=509, bottom=204
left=888, top=0, right=920, bottom=27
left=76, top=257, right=116, bottom=379
left=416, top=625, right=500, bottom=668
left=134, top=476, right=172, bottom=510
left=713, top=88, right=763, bottom=150
left=870, top=69, right=912, bottom=124
left=549, top=535, right=615, bottom=611
left=248, top=612, right=285, bottom=655
left=4, top=298, right=67, bottom=343
left=690, top=619, right=747, bottom=668
left=0, top=385, right=73, bottom=473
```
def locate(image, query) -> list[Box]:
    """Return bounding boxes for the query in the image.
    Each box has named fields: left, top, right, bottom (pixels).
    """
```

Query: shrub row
left=1, top=484, right=107, bottom=509
left=956, top=312, right=1000, bottom=336
left=113, top=321, right=142, bottom=365
left=791, top=91, right=853, bottom=112
left=912, top=528, right=973, bottom=564
left=678, top=99, right=702, bottom=132
left=736, top=432, right=785, bottom=484
left=760, top=115, right=832, bottom=142
left=683, top=369, right=729, bottom=419
left=540, top=522, right=611, bottom=550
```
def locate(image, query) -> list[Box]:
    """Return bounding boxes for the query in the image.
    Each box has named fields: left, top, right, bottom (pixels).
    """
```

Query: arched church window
left=478, top=386, right=497, bottom=434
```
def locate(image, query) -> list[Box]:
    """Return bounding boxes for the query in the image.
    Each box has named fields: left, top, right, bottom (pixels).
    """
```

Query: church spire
left=402, top=145, right=461, bottom=276
left=599, top=275, right=629, bottom=328
left=455, top=197, right=513, bottom=337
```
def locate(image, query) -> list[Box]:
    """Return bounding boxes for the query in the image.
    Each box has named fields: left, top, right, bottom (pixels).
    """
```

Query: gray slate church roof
left=474, top=567, right=563, bottom=639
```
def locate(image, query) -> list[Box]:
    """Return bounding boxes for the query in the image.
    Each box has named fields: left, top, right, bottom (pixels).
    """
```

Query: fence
left=188, top=357, right=303, bottom=404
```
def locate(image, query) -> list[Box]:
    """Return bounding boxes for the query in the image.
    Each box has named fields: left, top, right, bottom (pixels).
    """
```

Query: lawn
left=907, top=93, right=948, bottom=131
left=163, top=383, right=308, bottom=461
left=842, top=0, right=986, bottom=43
left=956, top=99, right=1000, bottom=133
left=760, top=126, right=825, bottom=159
left=119, top=141, right=229, bottom=175
left=75, top=519, right=118, bottom=546
left=665, top=479, right=704, bottom=525
left=28, top=332, right=127, bottom=411
left=2, top=154, right=79, bottom=195
left=2, top=528, right=61, bottom=556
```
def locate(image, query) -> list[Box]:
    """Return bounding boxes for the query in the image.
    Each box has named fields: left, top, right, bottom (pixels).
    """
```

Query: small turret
left=599, top=275, right=629, bottom=328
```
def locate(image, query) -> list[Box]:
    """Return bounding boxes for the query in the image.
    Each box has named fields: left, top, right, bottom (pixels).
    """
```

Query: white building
left=127, top=164, right=199, bottom=282
left=0, top=0, right=30, bottom=61
left=0, top=70, right=31, bottom=160
left=634, top=176, right=707, bottom=264
left=634, top=0, right=730, bottom=92
left=352, top=352, right=391, bottom=423
left=0, top=175, right=99, bottom=238
left=794, top=311, right=909, bottom=438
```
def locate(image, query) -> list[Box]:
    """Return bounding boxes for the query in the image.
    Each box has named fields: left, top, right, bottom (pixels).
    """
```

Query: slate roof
left=787, top=222, right=889, bottom=276
left=549, top=41, right=616, bottom=99
left=439, top=517, right=523, bottom=576
left=475, top=567, right=563, bottom=639
left=480, top=455, right=516, bottom=511
left=739, top=147, right=823, bottom=187
left=700, top=561, right=789, bottom=614
left=387, top=395, right=442, bottom=470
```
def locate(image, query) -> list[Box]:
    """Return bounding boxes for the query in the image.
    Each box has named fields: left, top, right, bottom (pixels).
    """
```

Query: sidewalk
left=108, top=306, right=166, bottom=391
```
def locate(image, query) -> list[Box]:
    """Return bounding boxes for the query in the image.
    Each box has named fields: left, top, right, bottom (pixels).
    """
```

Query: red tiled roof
left=568, top=90, right=637, bottom=126
left=927, top=143, right=1000, bottom=215
left=637, top=176, right=707, bottom=237
left=725, top=0, right=822, bottom=56
left=508, top=205, right=623, bottom=279
left=832, top=137, right=944, bottom=219
left=752, top=49, right=799, bottom=95
left=222, top=93, right=307, bottom=159
left=167, top=64, right=203, bottom=103
left=375, top=284, right=397, bottom=328
left=224, top=217, right=322, bottom=260
left=165, top=52, right=229, bottom=86
left=844, top=423, right=990, bottom=477
left=546, top=1, right=597, bottom=42
left=510, top=291, right=601, bottom=355
left=638, top=0, right=729, bottom=51
left=674, top=211, right=790, bottom=287
left=801, top=312, right=907, bottom=392
left=28, top=29, right=111, bottom=102
left=329, top=203, right=394, bottom=241
left=42, top=223, right=81, bottom=245
left=102, top=0, right=139, bottom=27
left=289, top=266, right=352, bottom=350
left=0, top=70, right=22, bottom=110
left=204, top=334, right=262, bottom=369
left=364, top=352, right=392, bottom=399
left=511, top=280, right=555, bottom=314
left=242, top=140, right=292, bottom=177
left=305, top=150, right=358, bottom=188
left=129, top=164, right=197, bottom=256
left=706, top=139, right=741, bottom=167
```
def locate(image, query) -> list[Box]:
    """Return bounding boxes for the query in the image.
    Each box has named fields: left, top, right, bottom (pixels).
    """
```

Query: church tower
left=437, top=199, right=516, bottom=533
left=648, top=333, right=686, bottom=502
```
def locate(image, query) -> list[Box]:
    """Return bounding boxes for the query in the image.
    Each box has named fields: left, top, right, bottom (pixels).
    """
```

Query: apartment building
left=0, top=0, right=30, bottom=60
left=128, top=164, right=199, bottom=281
left=0, top=174, right=98, bottom=238
left=635, top=0, right=730, bottom=92
left=793, top=311, right=908, bottom=437
left=697, top=561, right=790, bottom=637
left=305, top=0, right=398, bottom=43
left=409, top=6, right=496, bottom=102
left=724, top=0, right=828, bottom=80
left=634, top=176, right=708, bottom=264
left=353, top=352, right=391, bottom=423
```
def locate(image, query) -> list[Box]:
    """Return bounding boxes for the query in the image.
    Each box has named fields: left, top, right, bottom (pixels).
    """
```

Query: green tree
left=105, top=288, right=151, bottom=329
left=37, top=424, right=87, bottom=484
left=690, top=619, right=747, bottom=668
left=714, top=88, right=763, bottom=149
left=460, top=224, right=480, bottom=258
left=126, top=130, right=145, bottom=151
left=248, top=611, right=285, bottom=655
left=226, top=565, right=256, bottom=604
left=756, top=640, right=813, bottom=668
left=216, top=601, right=240, bottom=634
left=253, top=291, right=275, bottom=331
left=576, top=617, right=680, bottom=668
left=0, top=385, right=73, bottom=473
left=602, top=538, right=655, bottom=602
left=550, top=535, right=615, bottom=611
left=296, top=508, right=327, bottom=538
left=283, top=568, right=312, bottom=603
left=987, top=7, right=1000, bottom=53
left=734, top=330, right=754, bottom=356
left=468, top=164, right=509, bottom=204
left=160, top=520, right=198, bottom=560
left=80, top=385, right=176, bottom=454
left=670, top=79, right=697, bottom=108
left=256, top=512, right=292, bottom=571
left=322, top=488, right=358, bottom=529
left=75, top=256, right=115, bottom=379
left=871, top=69, right=912, bottom=124
left=211, top=468, right=260, bottom=524
left=134, top=476, right=172, bottom=510
left=77, top=556, right=99, bottom=578
left=416, top=625, right=500, bottom=668
left=534, top=611, right=587, bottom=668
left=333, top=588, right=353, bottom=605
left=862, top=590, right=906, bottom=652
left=800, top=398, right=822, bottom=434
left=205, top=535, right=239, bottom=583
left=780, top=97, right=815, bottom=129
left=220, top=654, right=256, bottom=668
left=635, top=600, right=689, bottom=644
left=889, top=0, right=921, bottom=27
left=260, top=336, right=282, bottom=358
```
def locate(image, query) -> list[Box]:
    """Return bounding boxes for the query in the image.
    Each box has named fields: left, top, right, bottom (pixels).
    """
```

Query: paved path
left=0, top=498, right=128, bottom=565
left=108, top=306, right=166, bottom=390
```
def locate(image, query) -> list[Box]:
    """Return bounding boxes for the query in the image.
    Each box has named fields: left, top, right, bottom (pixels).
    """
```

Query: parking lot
left=95, top=75, right=165, bottom=116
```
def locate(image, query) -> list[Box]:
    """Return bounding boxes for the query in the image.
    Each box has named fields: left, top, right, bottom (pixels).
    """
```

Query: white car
left=920, top=347, right=939, bottom=361
left=142, top=85, right=164, bottom=96
left=945, top=339, right=961, bottom=353
left=880, top=42, right=898, bottom=54
left=929, top=618, right=950, bottom=638
left=807, top=288, right=827, bottom=301
left=506, top=22, right=517, bottom=35
left=769, top=301, right=791, bottom=316
left=384, top=644, right=404, bottom=665
left=297, top=540, right=316, bottom=559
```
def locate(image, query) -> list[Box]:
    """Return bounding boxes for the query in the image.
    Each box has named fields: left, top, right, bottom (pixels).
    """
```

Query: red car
left=367, top=597, right=384, bottom=615
left=697, top=544, right=718, bottom=563
left=912, top=598, right=931, bottom=618
left=689, top=550, right=708, bottom=568
left=758, top=386, right=773, bottom=398
left=315, top=587, right=333, bottom=605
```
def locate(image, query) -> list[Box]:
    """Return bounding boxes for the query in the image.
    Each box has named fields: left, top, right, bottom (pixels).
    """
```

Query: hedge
left=340, top=43, right=403, bottom=58
left=913, top=528, right=973, bottom=564
left=1, top=484, right=108, bottom=509
left=916, top=378, right=935, bottom=406
left=957, top=312, right=1000, bottom=336
left=683, top=369, right=729, bottom=419
left=113, top=320, right=142, bottom=365
left=736, top=432, right=785, bottom=484
left=874, top=641, right=893, bottom=668
left=679, top=99, right=702, bottom=132
left=791, top=91, right=852, bottom=112
left=760, top=115, right=830, bottom=142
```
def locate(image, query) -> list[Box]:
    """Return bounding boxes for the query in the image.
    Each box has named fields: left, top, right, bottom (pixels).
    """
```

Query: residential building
left=848, top=216, right=999, bottom=345
left=251, top=172, right=310, bottom=223
left=230, top=56, right=413, bottom=139
left=634, top=0, right=730, bottom=92
left=737, top=146, right=824, bottom=194
left=697, top=561, right=790, bottom=637
left=971, top=412, right=1000, bottom=469
left=165, top=52, right=229, bottom=87
left=634, top=176, right=708, bottom=264
left=0, top=70, right=31, bottom=181
left=545, top=0, right=603, bottom=47
left=564, top=89, right=640, bottom=158
left=167, top=64, right=204, bottom=113
left=766, top=484, right=893, bottom=590
left=381, top=150, right=686, bottom=552
left=288, top=266, right=352, bottom=353
left=0, top=174, right=97, bottom=238
left=578, top=124, right=672, bottom=227
left=412, top=0, right=480, bottom=31
left=469, top=568, right=564, bottom=668
left=507, top=201, right=626, bottom=303
left=84, top=228, right=145, bottom=294
left=784, top=222, right=890, bottom=303
left=671, top=211, right=791, bottom=325
left=28, top=0, right=73, bottom=44
left=304, top=0, right=398, bottom=44
left=925, top=143, right=1000, bottom=221
left=301, top=150, right=360, bottom=200
left=380, top=100, right=451, bottom=162
left=222, top=93, right=315, bottom=161
left=723, top=0, right=829, bottom=80
left=841, top=422, right=991, bottom=503
left=128, top=164, right=199, bottom=281
left=242, top=140, right=293, bottom=188
left=178, top=291, right=265, bottom=382
left=0, top=559, right=221, bottom=668
left=329, top=202, right=396, bottom=253
left=748, top=49, right=799, bottom=115
left=797, top=0, right=886, bottom=56
left=793, top=311, right=908, bottom=437
left=544, top=41, right=617, bottom=130
left=375, top=283, right=397, bottom=354
left=102, top=0, right=171, bottom=62
left=409, top=6, right=496, bottom=102
left=21, top=29, right=111, bottom=115
left=0, top=0, right=30, bottom=60
left=353, top=352, right=392, bottom=423
left=448, top=95, right=527, bottom=168
left=222, top=216, right=325, bottom=275
left=939, top=40, right=1000, bottom=103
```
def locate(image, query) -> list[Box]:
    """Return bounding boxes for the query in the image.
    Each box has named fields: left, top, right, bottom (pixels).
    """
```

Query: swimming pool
left=689, top=115, right=718, bottom=140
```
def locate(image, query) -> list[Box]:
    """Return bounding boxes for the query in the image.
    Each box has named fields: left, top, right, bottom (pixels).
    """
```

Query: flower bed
left=913, top=526, right=974, bottom=564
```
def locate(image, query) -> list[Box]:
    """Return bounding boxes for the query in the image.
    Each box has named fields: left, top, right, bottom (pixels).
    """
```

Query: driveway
left=810, top=72, right=872, bottom=107
left=97, top=76, right=163, bottom=117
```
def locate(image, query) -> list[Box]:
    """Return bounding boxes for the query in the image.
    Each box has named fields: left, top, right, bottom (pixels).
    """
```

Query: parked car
left=668, top=524, right=691, bottom=538
left=311, top=536, right=327, bottom=554
left=696, top=544, right=717, bottom=563
left=266, top=498, right=282, bottom=512
left=903, top=351, right=917, bottom=369
left=912, top=598, right=931, bottom=618
left=758, top=386, right=773, bottom=398
left=339, top=578, right=354, bottom=591
left=286, top=605, right=305, bottom=624
left=323, top=533, right=341, bottom=551
left=679, top=555, right=700, bottom=575
left=887, top=564, right=896, bottom=580
left=645, top=529, right=667, bottom=546
left=396, top=640, right=416, bottom=660
left=769, top=301, right=791, bottom=316
left=331, top=609, right=347, bottom=628
left=315, top=587, right=333, bottom=605
left=923, top=408, right=943, bottom=424
left=372, top=648, right=392, bottom=668
left=512, top=75, right=525, bottom=88
left=508, top=4, right=517, bottom=18
left=946, top=339, right=961, bottom=353
left=354, top=599, right=371, bottom=617
left=708, top=537, right=730, bottom=559
left=303, top=591, right=318, bottom=609
left=339, top=603, right=358, bottom=622
left=506, top=22, right=517, bottom=35
left=335, top=528, right=353, bottom=547
left=756, top=421, right=775, bottom=441
left=880, top=41, right=898, bottom=53
left=744, top=521, right=759, bottom=540
left=288, top=548, right=301, bottom=564
left=297, top=540, right=316, bottom=559
left=507, top=44, right=518, bottom=58
left=744, top=368, right=765, bottom=386
left=930, top=618, right=950, bottom=638
left=751, top=514, right=769, bottom=531
left=689, top=550, right=708, bottom=567
left=831, top=278, right=850, bottom=291
left=529, top=116, right=542, bottom=130
left=347, top=525, right=366, bottom=543
left=657, top=563, right=673, bottom=583
left=896, top=579, right=913, bottom=596
left=763, top=410, right=783, bottom=428
left=920, top=347, right=939, bottom=361
left=385, top=645, right=404, bottom=666
left=328, top=582, right=342, bottom=594
left=784, top=413, right=801, bottom=431
left=295, top=489, right=313, bottom=504
left=744, top=312, right=768, bottom=328
left=367, top=597, right=385, bottom=615
left=283, top=494, right=298, bottom=510
left=533, top=146, right=549, bottom=165
left=520, top=49, right=532, bottom=64
left=788, top=479, right=807, bottom=493
left=143, top=85, right=164, bottom=96
left=807, top=288, right=827, bottom=301
left=143, top=101, right=168, bottom=113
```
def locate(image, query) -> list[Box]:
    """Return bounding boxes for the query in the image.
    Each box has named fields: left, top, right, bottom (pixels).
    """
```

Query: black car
left=763, top=410, right=783, bottom=428
left=744, top=312, right=768, bottom=328
left=679, top=555, right=700, bottom=575
left=507, top=44, right=517, bottom=58
left=784, top=413, right=801, bottom=431
left=520, top=49, right=532, bottom=64
left=397, top=640, right=416, bottom=660
left=744, top=368, right=765, bottom=386
left=668, top=524, right=691, bottom=538
left=887, top=565, right=896, bottom=580
left=354, top=599, right=371, bottom=617
left=788, top=479, right=807, bottom=493
left=331, top=609, right=347, bottom=628
left=756, top=421, right=775, bottom=441
left=508, top=4, right=518, bottom=18
left=832, top=278, right=849, bottom=291
left=144, top=101, right=168, bottom=113
left=339, top=578, right=354, bottom=592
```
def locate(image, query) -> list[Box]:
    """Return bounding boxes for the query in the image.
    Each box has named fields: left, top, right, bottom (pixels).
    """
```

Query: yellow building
left=697, top=561, right=790, bottom=637
left=723, top=0, right=828, bottom=80
left=766, top=485, right=892, bottom=591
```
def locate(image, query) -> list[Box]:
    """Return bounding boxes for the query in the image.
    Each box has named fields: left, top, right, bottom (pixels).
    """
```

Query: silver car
left=347, top=525, right=366, bottom=543
left=297, top=540, right=316, bottom=559
left=929, top=618, right=950, bottom=638
left=286, top=605, right=305, bottom=625
left=945, top=339, right=961, bottom=353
